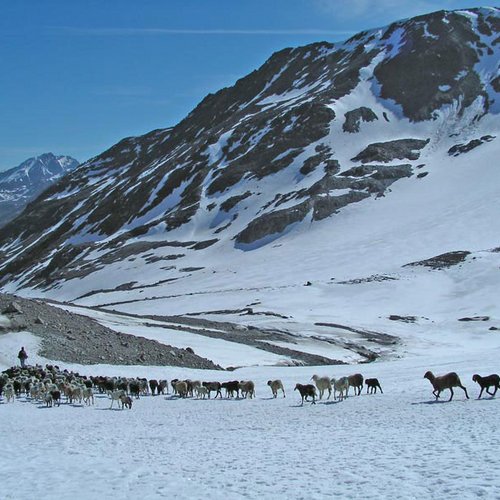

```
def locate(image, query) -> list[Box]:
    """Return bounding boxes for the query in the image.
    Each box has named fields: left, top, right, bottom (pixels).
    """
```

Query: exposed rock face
left=0, top=8, right=497, bottom=291
left=448, top=135, right=496, bottom=156
left=351, top=139, right=430, bottom=163
left=343, top=107, right=378, bottom=133
left=404, top=251, right=471, bottom=269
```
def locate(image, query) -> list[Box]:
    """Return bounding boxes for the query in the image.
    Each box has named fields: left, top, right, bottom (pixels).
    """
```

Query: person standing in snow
left=18, top=347, right=28, bottom=368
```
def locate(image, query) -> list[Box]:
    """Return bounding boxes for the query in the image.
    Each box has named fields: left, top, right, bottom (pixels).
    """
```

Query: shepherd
left=18, top=346, right=28, bottom=368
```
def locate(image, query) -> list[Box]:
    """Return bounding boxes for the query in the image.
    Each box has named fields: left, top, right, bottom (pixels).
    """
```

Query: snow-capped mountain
left=0, top=8, right=498, bottom=365
left=0, top=153, right=79, bottom=227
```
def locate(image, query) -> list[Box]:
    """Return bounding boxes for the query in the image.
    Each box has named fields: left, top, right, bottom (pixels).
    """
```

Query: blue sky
left=0, top=0, right=491, bottom=170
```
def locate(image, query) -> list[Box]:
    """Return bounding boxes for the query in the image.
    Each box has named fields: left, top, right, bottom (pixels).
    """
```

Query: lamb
left=365, top=378, right=383, bottom=394
left=294, top=383, right=316, bottom=405
left=238, top=380, right=255, bottom=399
left=472, top=374, right=500, bottom=399
left=119, top=394, right=133, bottom=409
left=267, top=379, right=285, bottom=398
left=424, top=371, right=469, bottom=401
left=195, top=386, right=209, bottom=399
left=331, top=377, right=349, bottom=401
left=311, top=375, right=332, bottom=399
left=347, top=373, right=364, bottom=396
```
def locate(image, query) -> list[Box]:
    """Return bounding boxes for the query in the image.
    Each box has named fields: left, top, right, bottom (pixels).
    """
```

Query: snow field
left=2, top=346, right=500, bottom=500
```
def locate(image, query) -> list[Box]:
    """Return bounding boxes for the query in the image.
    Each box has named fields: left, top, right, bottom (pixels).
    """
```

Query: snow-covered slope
left=0, top=153, right=79, bottom=227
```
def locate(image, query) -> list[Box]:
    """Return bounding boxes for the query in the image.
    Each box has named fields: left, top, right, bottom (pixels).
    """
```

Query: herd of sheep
left=1, top=364, right=499, bottom=409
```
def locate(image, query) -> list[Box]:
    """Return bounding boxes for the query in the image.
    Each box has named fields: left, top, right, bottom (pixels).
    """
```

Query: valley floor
left=1, top=346, right=500, bottom=499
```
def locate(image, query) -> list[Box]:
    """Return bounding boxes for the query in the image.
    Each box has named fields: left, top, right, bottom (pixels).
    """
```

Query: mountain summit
left=0, top=153, right=79, bottom=227
left=0, top=7, right=498, bottom=302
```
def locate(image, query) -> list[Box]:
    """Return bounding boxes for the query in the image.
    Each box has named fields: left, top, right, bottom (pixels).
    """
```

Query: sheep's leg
left=282, top=388, right=286, bottom=398
left=460, top=385, right=469, bottom=399
left=448, top=388, right=454, bottom=401
left=486, top=386, right=497, bottom=396
left=327, top=388, right=331, bottom=400
left=478, top=387, right=484, bottom=399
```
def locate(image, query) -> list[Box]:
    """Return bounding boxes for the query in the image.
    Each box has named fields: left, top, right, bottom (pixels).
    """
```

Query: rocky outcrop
left=343, top=107, right=378, bottom=133
left=351, top=139, right=429, bottom=163
left=448, top=135, right=496, bottom=156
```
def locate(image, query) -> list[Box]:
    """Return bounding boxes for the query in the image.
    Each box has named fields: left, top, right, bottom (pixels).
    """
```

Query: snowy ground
left=2, top=329, right=500, bottom=500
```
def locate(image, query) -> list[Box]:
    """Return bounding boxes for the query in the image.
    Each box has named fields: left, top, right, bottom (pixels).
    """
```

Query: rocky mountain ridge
left=0, top=7, right=498, bottom=298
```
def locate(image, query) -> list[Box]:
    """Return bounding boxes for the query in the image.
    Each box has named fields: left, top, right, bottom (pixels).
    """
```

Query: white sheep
left=195, top=386, right=208, bottom=399
left=311, top=375, right=332, bottom=399
left=331, top=377, right=349, bottom=401
left=82, top=387, right=94, bottom=405
left=109, top=389, right=126, bottom=409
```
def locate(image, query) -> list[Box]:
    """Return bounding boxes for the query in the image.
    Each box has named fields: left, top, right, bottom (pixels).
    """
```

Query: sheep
left=110, top=389, right=126, bottom=409
left=267, top=379, right=285, bottom=398
left=158, top=379, right=169, bottom=395
left=221, top=380, right=240, bottom=398
left=129, top=380, right=141, bottom=399
left=238, top=380, right=255, bottom=399
left=202, top=381, right=222, bottom=399
left=294, top=384, right=316, bottom=405
left=424, top=371, right=469, bottom=401
left=44, top=393, right=54, bottom=407
left=82, top=387, right=94, bottom=405
left=187, top=380, right=202, bottom=397
left=50, top=390, right=61, bottom=407
left=149, top=379, right=159, bottom=395
left=472, top=374, right=500, bottom=399
left=174, top=381, right=189, bottom=398
left=4, top=383, right=15, bottom=403
left=311, top=375, right=332, bottom=399
left=348, top=373, right=364, bottom=396
left=365, top=378, right=383, bottom=394
left=119, top=394, right=133, bottom=409
left=331, top=377, right=349, bottom=401
left=195, top=386, right=208, bottom=399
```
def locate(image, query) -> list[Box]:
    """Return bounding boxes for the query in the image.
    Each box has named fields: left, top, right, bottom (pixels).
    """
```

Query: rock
left=458, top=316, right=490, bottom=322
left=3, top=301, right=23, bottom=314
left=343, top=107, right=378, bottom=133
left=351, top=139, right=429, bottom=163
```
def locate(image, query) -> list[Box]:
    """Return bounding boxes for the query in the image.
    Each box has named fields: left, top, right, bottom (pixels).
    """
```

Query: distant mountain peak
left=0, top=153, right=79, bottom=227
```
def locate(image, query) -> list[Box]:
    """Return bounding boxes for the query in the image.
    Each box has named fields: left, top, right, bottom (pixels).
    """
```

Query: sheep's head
left=423, top=371, right=433, bottom=380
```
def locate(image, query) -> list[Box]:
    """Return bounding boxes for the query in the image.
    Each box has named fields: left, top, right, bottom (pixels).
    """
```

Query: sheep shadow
left=412, top=399, right=462, bottom=405
left=322, top=400, right=343, bottom=406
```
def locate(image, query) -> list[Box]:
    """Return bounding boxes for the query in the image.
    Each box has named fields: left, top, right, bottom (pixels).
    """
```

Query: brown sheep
left=472, top=374, right=500, bottom=399
left=267, top=379, right=285, bottom=398
left=348, top=373, right=364, bottom=396
left=424, top=371, right=469, bottom=401
left=294, top=383, right=316, bottom=405
left=365, top=378, right=383, bottom=394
